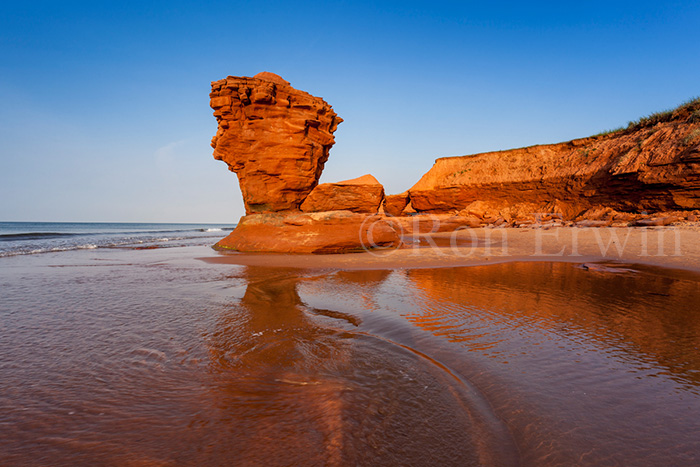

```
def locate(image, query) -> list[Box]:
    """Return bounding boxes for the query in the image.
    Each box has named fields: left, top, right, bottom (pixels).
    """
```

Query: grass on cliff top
left=593, top=96, right=700, bottom=137
left=592, top=126, right=626, bottom=137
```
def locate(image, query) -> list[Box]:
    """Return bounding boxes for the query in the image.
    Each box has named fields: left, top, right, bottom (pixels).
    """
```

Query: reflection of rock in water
left=206, top=267, right=348, bottom=465
left=397, top=263, right=700, bottom=465
left=403, top=262, right=700, bottom=387
left=201, top=266, right=518, bottom=466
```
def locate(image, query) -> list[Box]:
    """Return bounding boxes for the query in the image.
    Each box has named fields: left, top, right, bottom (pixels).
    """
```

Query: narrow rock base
left=215, top=211, right=401, bottom=254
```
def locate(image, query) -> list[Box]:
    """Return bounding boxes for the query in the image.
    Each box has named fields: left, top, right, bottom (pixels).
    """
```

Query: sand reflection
left=201, top=266, right=515, bottom=466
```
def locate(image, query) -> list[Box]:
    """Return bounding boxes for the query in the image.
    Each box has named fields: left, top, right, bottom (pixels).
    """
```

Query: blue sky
left=1, top=0, right=698, bottom=222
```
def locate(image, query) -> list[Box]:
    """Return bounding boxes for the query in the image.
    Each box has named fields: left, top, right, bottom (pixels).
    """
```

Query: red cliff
left=408, top=99, right=700, bottom=219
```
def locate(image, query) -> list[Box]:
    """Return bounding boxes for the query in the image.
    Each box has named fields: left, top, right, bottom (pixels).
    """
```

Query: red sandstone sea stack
left=210, top=72, right=342, bottom=213
left=210, top=72, right=400, bottom=253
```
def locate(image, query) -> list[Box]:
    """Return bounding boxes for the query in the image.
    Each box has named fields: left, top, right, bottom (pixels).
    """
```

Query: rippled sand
left=1, top=244, right=699, bottom=465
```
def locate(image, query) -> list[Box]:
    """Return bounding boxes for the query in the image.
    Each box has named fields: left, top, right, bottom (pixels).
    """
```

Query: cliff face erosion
left=408, top=100, right=700, bottom=222
left=210, top=74, right=700, bottom=253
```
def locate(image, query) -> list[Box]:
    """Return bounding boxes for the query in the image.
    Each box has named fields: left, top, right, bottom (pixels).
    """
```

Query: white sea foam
left=0, top=222, right=233, bottom=257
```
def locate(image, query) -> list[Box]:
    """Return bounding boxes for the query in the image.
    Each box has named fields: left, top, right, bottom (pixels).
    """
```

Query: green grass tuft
left=592, top=97, right=700, bottom=137
left=682, top=128, right=700, bottom=146
left=690, top=109, right=700, bottom=123
left=625, top=96, right=700, bottom=131
left=592, top=126, right=625, bottom=137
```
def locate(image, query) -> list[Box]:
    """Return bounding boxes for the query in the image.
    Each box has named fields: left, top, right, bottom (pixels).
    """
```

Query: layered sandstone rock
left=409, top=99, right=700, bottom=219
left=386, top=215, right=481, bottom=235
left=210, top=74, right=698, bottom=254
left=383, top=192, right=410, bottom=217
left=300, top=174, right=385, bottom=213
left=210, top=72, right=342, bottom=213
left=215, top=211, right=400, bottom=254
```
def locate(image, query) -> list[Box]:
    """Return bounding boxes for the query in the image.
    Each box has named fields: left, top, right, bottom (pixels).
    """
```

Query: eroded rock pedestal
left=210, top=72, right=399, bottom=253
left=211, top=72, right=343, bottom=213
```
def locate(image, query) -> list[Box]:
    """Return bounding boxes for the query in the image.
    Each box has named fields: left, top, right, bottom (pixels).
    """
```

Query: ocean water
left=1, top=236, right=699, bottom=465
left=0, top=222, right=236, bottom=257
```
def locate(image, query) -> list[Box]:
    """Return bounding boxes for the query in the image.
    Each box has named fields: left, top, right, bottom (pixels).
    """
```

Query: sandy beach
left=203, top=225, right=700, bottom=272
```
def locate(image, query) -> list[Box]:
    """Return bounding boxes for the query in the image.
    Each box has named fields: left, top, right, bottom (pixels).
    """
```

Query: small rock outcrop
left=382, top=192, right=410, bottom=217
left=210, top=72, right=342, bottom=213
left=301, top=174, right=385, bottom=213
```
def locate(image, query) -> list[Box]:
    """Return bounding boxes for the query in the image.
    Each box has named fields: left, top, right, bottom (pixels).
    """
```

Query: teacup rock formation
left=210, top=72, right=342, bottom=213
left=210, top=73, right=400, bottom=253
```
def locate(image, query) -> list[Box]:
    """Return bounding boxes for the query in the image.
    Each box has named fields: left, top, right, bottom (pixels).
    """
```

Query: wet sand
left=2, top=234, right=700, bottom=465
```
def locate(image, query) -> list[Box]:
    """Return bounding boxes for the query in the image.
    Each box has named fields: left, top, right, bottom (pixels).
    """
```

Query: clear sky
left=1, top=0, right=698, bottom=223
